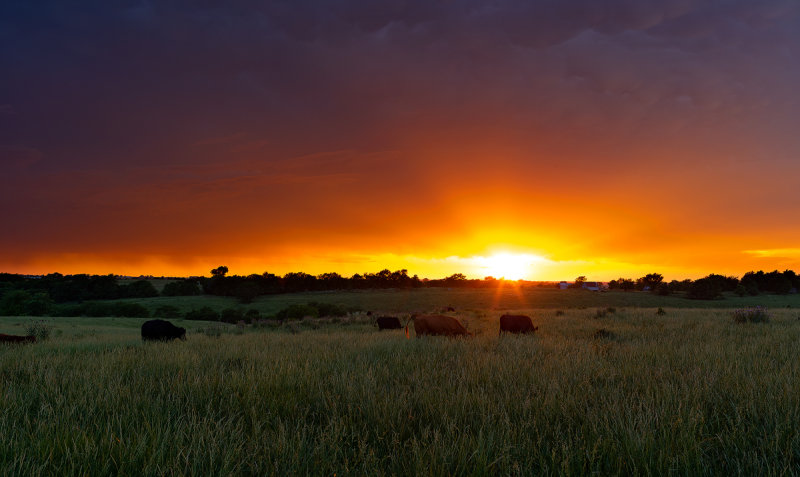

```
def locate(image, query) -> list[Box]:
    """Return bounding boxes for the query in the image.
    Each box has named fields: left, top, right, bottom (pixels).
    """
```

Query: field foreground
left=1, top=308, right=799, bottom=475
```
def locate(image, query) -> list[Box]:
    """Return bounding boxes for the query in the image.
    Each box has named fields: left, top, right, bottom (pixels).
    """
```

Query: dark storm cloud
left=1, top=0, right=800, bottom=272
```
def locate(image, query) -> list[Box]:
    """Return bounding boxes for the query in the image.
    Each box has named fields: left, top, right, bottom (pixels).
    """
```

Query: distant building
left=558, top=281, right=606, bottom=291
left=582, top=281, right=602, bottom=291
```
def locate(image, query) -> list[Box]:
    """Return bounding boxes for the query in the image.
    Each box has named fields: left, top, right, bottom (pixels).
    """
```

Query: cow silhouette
left=405, top=314, right=472, bottom=338
left=0, top=333, right=36, bottom=344
left=499, top=314, right=538, bottom=335
left=375, top=316, right=402, bottom=330
left=141, top=319, right=186, bottom=341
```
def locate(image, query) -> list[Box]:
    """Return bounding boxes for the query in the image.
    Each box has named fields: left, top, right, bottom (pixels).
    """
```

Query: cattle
left=141, top=319, right=186, bottom=341
left=375, top=316, right=402, bottom=330
left=405, top=314, right=472, bottom=338
left=499, top=314, right=538, bottom=335
left=0, top=333, right=36, bottom=344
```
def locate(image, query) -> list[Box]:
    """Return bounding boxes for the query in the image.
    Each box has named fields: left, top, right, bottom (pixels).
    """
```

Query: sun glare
left=478, top=252, right=539, bottom=280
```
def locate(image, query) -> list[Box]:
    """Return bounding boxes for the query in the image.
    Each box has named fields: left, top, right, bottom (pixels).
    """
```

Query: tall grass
left=1, top=309, right=799, bottom=474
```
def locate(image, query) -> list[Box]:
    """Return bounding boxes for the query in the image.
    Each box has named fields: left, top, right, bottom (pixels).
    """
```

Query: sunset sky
left=2, top=1, right=800, bottom=280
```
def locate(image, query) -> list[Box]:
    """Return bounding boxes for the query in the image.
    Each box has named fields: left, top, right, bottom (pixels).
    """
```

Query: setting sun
left=477, top=253, right=541, bottom=280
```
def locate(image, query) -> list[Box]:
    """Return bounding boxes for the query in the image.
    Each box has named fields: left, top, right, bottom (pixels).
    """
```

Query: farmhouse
left=582, top=282, right=604, bottom=291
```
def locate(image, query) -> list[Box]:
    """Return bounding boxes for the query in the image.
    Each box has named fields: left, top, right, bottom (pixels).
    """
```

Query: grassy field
left=105, top=287, right=800, bottom=319
left=2, top=303, right=799, bottom=474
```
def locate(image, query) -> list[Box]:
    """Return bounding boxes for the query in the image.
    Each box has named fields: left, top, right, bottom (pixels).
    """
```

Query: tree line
left=606, top=270, right=800, bottom=299
left=1, top=267, right=799, bottom=317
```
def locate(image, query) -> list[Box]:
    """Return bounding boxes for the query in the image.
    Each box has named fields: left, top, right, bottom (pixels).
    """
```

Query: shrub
left=244, top=309, right=261, bottom=323
left=185, top=307, right=219, bottom=321
left=734, top=284, right=747, bottom=297
left=25, top=320, right=53, bottom=341
left=0, top=290, right=53, bottom=316
left=220, top=308, right=244, bottom=324
left=732, top=306, right=771, bottom=324
left=276, top=303, right=319, bottom=320
left=656, top=307, right=666, bottom=316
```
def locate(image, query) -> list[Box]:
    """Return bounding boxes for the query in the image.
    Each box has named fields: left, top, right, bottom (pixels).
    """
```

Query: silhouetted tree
left=637, top=273, right=664, bottom=292
left=211, top=266, right=229, bottom=277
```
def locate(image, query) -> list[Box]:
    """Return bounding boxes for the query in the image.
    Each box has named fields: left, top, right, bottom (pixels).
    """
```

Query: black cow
left=375, top=316, right=402, bottom=330
left=141, top=319, right=186, bottom=341
left=0, top=333, right=36, bottom=344
left=499, top=314, right=538, bottom=335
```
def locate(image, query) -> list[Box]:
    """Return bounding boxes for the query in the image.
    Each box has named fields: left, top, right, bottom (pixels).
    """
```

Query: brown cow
left=0, top=333, right=37, bottom=344
left=405, top=314, right=472, bottom=338
left=499, top=314, right=538, bottom=335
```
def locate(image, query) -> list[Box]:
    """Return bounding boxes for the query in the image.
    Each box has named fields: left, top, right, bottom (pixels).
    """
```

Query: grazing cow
left=405, top=314, right=472, bottom=338
left=375, top=316, right=402, bottom=330
left=0, top=333, right=36, bottom=344
left=499, top=314, right=538, bottom=335
left=141, top=319, right=186, bottom=341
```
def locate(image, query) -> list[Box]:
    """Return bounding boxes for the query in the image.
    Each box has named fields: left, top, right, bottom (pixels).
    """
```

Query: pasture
left=106, top=287, right=800, bottom=318
left=2, top=304, right=800, bottom=474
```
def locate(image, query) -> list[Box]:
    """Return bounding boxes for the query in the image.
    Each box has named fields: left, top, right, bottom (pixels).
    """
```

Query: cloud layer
left=1, top=0, right=799, bottom=277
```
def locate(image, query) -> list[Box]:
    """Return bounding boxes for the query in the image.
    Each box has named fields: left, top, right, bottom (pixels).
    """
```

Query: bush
left=244, top=309, right=261, bottom=323
left=732, top=306, right=771, bottom=324
left=656, top=307, right=666, bottom=316
left=220, top=308, right=244, bottom=324
left=185, top=307, right=219, bottom=321
left=276, top=304, right=319, bottom=320
left=0, top=290, right=53, bottom=316
left=25, top=319, right=53, bottom=341
left=154, top=305, right=182, bottom=319
left=734, top=284, right=747, bottom=297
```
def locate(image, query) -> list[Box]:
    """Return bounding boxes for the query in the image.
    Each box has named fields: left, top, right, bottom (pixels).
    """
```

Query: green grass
left=2, top=307, right=799, bottom=474
left=111, top=288, right=800, bottom=319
